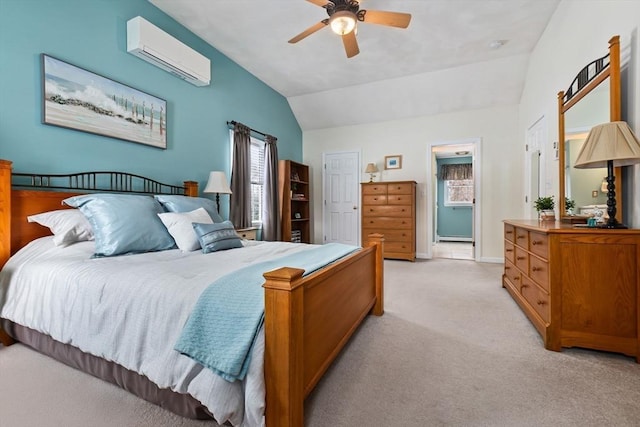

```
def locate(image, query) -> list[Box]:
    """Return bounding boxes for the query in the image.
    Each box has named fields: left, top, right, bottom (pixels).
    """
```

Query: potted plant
left=565, top=197, right=576, bottom=215
left=534, top=196, right=555, bottom=220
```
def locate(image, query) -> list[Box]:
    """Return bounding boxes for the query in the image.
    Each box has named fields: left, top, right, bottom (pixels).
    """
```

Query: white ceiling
left=149, top=0, right=560, bottom=130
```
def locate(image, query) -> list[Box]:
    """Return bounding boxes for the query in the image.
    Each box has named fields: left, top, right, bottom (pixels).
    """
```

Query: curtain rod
left=226, top=120, right=268, bottom=138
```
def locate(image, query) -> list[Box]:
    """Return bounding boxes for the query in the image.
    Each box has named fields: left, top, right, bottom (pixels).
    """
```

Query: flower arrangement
left=534, top=196, right=555, bottom=211
left=565, top=198, right=576, bottom=214
left=534, top=196, right=555, bottom=220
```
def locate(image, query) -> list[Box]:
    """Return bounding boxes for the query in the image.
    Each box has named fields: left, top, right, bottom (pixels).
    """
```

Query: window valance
left=440, top=163, right=472, bottom=180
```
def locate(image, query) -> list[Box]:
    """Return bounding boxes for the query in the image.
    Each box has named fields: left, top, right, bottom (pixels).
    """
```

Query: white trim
left=478, top=257, right=504, bottom=264
left=426, top=138, right=482, bottom=261
left=525, top=115, right=546, bottom=219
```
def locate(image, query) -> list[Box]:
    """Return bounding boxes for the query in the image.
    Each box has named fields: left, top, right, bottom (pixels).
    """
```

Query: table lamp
left=203, top=171, right=232, bottom=213
left=365, top=163, right=379, bottom=182
left=574, top=121, right=640, bottom=228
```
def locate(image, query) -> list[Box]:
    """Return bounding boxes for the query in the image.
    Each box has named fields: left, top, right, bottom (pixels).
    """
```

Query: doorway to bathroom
left=426, top=139, right=480, bottom=261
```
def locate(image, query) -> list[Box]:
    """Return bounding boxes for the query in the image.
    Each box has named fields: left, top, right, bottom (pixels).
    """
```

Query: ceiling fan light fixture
left=329, top=11, right=356, bottom=35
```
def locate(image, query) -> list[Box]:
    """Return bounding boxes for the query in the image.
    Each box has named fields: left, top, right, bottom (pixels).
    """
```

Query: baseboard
left=478, top=257, right=504, bottom=264
left=437, top=237, right=473, bottom=242
left=416, top=252, right=429, bottom=259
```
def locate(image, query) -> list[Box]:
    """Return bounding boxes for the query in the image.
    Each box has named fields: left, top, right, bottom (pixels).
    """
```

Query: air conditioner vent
left=126, top=16, right=211, bottom=87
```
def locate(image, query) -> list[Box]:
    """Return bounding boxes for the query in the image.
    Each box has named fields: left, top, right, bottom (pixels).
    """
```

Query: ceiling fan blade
left=342, top=31, right=360, bottom=58
left=361, top=10, right=412, bottom=28
left=306, top=0, right=331, bottom=7
left=288, top=20, right=329, bottom=44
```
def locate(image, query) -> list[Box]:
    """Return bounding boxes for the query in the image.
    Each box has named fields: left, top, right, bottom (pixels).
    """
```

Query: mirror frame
left=558, top=35, right=621, bottom=221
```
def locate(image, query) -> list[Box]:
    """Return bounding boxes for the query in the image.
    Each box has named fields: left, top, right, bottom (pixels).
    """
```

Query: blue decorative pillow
left=64, top=194, right=176, bottom=257
left=193, top=221, right=243, bottom=253
left=154, top=195, right=224, bottom=223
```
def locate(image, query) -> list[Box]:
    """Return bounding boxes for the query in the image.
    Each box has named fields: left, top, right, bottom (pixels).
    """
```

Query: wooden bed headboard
left=0, top=159, right=198, bottom=268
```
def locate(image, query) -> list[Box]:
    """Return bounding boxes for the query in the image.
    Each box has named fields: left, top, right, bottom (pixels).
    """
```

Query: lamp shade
left=574, top=121, right=640, bottom=169
left=365, top=163, right=379, bottom=174
left=203, top=171, right=232, bottom=194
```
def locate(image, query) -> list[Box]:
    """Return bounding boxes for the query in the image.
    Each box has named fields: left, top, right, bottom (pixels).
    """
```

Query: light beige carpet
left=1, top=258, right=639, bottom=427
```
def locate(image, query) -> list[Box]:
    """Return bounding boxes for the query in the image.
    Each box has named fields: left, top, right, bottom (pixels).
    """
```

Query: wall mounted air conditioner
left=127, top=16, right=211, bottom=87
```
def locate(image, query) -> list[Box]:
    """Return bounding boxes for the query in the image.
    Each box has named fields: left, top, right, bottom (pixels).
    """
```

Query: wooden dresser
left=502, top=219, right=640, bottom=362
left=362, top=181, right=416, bottom=261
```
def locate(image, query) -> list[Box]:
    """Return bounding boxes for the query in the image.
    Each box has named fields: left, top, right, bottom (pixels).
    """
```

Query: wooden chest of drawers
left=362, top=181, right=416, bottom=261
left=502, top=219, right=640, bottom=362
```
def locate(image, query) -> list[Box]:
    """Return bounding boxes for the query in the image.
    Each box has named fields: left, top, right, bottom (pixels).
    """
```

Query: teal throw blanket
left=175, top=243, right=359, bottom=382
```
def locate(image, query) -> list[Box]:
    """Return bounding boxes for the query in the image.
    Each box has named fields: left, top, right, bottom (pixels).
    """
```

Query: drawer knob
left=532, top=240, right=542, bottom=246
left=505, top=266, right=510, bottom=270
left=520, top=283, right=527, bottom=288
left=513, top=277, right=520, bottom=281
left=516, top=256, right=525, bottom=261
left=517, top=235, right=525, bottom=239
left=537, top=300, right=547, bottom=306
left=505, top=249, right=513, bottom=252
left=532, top=266, right=541, bottom=272
left=506, top=231, right=513, bottom=234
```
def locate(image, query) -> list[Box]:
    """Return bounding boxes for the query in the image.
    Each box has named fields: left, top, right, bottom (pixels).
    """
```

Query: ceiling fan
left=288, top=0, right=412, bottom=58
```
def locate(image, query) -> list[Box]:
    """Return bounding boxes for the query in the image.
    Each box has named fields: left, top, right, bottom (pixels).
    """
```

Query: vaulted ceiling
left=150, top=0, right=560, bottom=130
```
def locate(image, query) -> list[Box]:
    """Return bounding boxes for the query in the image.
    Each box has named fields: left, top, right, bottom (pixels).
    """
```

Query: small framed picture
left=385, top=155, right=402, bottom=170
left=294, top=212, right=302, bottom=219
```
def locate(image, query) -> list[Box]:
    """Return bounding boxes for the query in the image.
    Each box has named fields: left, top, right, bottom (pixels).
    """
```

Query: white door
left=529, top=150, right=541, bottom=218
left=323, top=151, right=360, bottom=245
left=526, top=117, right=546, bottom=218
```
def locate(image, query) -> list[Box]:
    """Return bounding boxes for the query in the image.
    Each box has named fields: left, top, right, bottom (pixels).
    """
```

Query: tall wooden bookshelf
left=279, top=160, right=310, bottom=243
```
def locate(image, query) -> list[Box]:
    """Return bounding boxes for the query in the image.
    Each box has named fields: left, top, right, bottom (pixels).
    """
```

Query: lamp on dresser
left=365, top=163, right=379, bottom=182
left=203, top=171, right=232, bottom=213
left=574, top=121, right=640, bottom=228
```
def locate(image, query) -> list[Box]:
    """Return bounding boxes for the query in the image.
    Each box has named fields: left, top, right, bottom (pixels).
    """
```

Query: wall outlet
left=592, top=190, right=598, bottom=198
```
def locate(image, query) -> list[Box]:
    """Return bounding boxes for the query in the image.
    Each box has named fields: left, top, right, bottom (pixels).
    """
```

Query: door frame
left=321, top=150, right=362, bottom=245
left=525, top=116, right=547, bottom=219
left=425, top=138, right=481, bottom=260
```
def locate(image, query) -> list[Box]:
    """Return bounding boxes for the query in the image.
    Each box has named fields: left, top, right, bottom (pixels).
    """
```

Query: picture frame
left=294, top=212, right=302, bottom=219
left=385, top=155, right=402, bottom=170
left=41, top=54, right=167, bottom=149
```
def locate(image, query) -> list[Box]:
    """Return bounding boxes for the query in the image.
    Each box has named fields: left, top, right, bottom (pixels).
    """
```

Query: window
left=444, top=179, right=474, bottom=206
left=250, top=137, right=265, bottom=223
left=440, top=163, right=473, bottom=207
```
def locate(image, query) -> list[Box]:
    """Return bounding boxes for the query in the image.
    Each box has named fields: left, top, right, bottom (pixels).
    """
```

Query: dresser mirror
left=558, top=35, right=621, bottom=220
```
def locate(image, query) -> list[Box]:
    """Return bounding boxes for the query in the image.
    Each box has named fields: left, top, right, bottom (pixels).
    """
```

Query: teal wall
left=0, top=0, right=302, bottom=218
left=436, top=156, right=473, bottom=239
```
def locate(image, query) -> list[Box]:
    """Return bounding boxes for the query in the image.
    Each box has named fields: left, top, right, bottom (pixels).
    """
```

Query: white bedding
left=0, top=237, right=316, bottom=427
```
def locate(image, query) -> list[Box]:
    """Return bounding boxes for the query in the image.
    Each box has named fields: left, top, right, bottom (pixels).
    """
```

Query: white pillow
left=27, top=209, right=94, bottom=247
left=157, top=207, right=214, bottom=251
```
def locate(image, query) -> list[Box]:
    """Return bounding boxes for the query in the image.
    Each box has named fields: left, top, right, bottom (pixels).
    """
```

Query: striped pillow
left=193, top=221, right=243, bottom=253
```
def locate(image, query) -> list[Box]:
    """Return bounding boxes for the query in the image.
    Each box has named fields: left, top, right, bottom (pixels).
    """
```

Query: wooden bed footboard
left=0, top=159, right=385, bottom=426
left=263, top=234, right=384, bottom=426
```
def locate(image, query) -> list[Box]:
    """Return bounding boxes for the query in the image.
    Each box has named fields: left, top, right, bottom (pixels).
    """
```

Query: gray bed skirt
left=1, top=319, right=215, bottom=421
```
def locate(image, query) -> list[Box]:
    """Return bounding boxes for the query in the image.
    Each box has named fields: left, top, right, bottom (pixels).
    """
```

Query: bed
left=0, top=159, right=384, bottom=426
